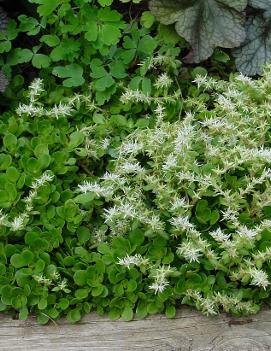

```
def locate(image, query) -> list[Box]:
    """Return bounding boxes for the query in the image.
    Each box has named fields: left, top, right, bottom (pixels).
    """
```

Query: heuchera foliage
left=149, top=0, right=271, bottom=75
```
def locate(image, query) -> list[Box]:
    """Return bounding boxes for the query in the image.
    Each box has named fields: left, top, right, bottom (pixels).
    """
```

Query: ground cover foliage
left=0, top=0, right=233, bottom=102
left=1, top=0, right=271, bottom=324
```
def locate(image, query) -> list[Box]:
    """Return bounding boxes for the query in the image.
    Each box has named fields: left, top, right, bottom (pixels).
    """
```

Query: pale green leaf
left=32, top=54, right=50, bottom=68
left=52, top=64, right=85, bottom=87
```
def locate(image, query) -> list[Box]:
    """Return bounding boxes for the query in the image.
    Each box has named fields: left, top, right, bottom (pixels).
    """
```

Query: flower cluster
left=16, top=79, right=74, bottom=118
left=33, top=267, right=71, bottom=293
left=0, top=172, right=54, bottom=232
left=117, top=254, right=149, bottom=269
left=185, top=290, right=259, bottom=316
left=117, top=254, right=176, bottom=294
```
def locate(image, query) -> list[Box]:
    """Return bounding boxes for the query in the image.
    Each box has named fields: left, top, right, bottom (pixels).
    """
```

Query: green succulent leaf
left=28, top=0, right=63, bottom=17
left=32, top=54, right=50, bottom=68
left=140, top=11, right=155, bottom=29
left=52, top=64, right=85, bottom=87
left=149, top=0, right=247, bottom=62
left=98, top=0, right=113, bottom=6
left=40, top=35, right=60, bottom=47
left=7, top=48, right=33, bottom=66
left=18, top=15, right=40, bottom=36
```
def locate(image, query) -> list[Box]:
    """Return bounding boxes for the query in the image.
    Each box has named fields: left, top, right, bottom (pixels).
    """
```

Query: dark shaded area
left=112, top=0, right=149, bottom=21
left=0, top=0, right=33, bottom=18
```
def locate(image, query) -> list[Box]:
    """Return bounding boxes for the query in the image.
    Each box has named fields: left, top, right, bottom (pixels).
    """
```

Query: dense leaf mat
left=1, top=65, right=271, bottom=323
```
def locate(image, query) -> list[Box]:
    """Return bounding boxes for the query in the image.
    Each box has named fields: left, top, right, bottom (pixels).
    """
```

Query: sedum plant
left=0, top=64, right=183, bottom=323
left=77, top=65, right=271, bottom=317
